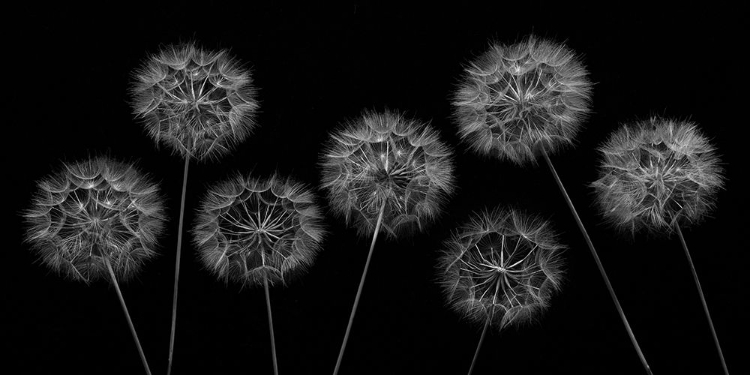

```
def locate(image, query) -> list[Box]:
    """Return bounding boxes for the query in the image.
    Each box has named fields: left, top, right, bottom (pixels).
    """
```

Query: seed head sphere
left=193, top=174, right=326, bottom=287
left=130, top=42, right=259, bottom=161
left=320, top=111, right=455, bottom=238
left=438, top=209, right=565, bottom=330
left=454, top=36, right=592, bottom=165
left=591, top=118, right=724, bottom=233
left=23, top=157, right=166, bottom=282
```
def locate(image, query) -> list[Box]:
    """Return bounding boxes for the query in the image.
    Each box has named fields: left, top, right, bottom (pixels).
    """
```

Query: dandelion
left=130, top=41, right=258, bottom=161
left=453, top=36, right=591, bottom=166
left=23, top=157, right=166, bottom=375
left=320, top=110, right=455, bottom=374
left=453, top=36, right=652, bottom=374
left=592, top=118, right=724, bottom=232
left=321, top=110, right=455, bottom=237
left=130, top=41, right=259, bottom=374
left=437, top=208, right=565, bottom=375
left=193, top=173, right=326, bottom=375
left=592, top=118, right=728, bottom=374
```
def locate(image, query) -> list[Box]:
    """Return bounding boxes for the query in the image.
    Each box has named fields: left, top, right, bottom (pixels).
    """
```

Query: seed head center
left=492, top=264, right=508, bottom=273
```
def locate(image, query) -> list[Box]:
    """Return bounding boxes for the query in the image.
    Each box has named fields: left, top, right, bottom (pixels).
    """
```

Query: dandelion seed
left=23, top=157, right=165, bottom=375
left=193, top=173, right=326, bottom=375
left=319, top=110, right=455, bottom=375
left=592, top=118, right=728, bottom=374
left=437, top=208, right=564, bottom=374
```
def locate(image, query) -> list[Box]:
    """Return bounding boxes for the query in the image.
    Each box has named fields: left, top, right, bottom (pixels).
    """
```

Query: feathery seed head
left=453, top=36, right=592, bottom=165
left=437, top=209, right=565, bottom=331
left=23, top=157, right=166, bottom=283
left=319, top=110, right=455, bottom=238
left=130, top=42, right=259, bottom=161
left=193, top=174, right=326, bottom=287
left=591, top=118, right=724, bottom=233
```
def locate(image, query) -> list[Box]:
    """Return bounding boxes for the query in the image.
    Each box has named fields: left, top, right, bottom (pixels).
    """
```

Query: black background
left=4, top=3, right=747, bottom=375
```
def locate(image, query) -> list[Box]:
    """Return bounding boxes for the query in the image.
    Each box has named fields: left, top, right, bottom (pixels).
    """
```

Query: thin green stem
left=541, top=148, right=652, bottom=375
left=467, top=320, right=490, bottom=375
left=167, top=157, right=190, bottom=375
left=332, top=201, right=387, bottom=375
left=264, top=277, right=280, bottom=375
left=674, top=223, right=729, bottom=375
left=104, top=256, right=152, bottom=375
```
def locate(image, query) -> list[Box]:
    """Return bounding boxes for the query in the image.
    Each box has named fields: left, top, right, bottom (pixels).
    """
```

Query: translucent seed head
left=319, top=110, right=455, bottom=238
left=453, top=36, right=592, bottom=165
left=130, top=42, right=259, bottom=161
left=193, top=174, right=326, bottom=287
left=23, top=157, right=166, bottom=283
left=437, top=209, right=565, bottom=331
left=591, top=118, right=724, bottom=233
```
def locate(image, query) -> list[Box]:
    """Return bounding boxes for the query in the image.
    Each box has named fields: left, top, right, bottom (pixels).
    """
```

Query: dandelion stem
left=264, top=277, right=280, bottom=375
left=167, top=157, right=190, bottom=375
left=467, top=319, right=490, bottom=375
left=104, top=256, right=152, bottom=375
left=332, top=201, right=387, bottom=375
left=541, top=148, right=652, bottom=375
left=674, top=223, right=729, bottom=375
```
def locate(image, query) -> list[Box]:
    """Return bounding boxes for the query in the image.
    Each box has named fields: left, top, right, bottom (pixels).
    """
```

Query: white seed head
left=454, top=36, right=592, bottom=165
left=23, top=157, right=166, bottom=283
left=193, top=173, right=326, bottom=287
left=591, top=118, right=724, bottom=233
left=320, top=110, right=455, bottom=238
left=437, top=208, right=565, bottom=331
left=130, top=42, right=259, bottom=161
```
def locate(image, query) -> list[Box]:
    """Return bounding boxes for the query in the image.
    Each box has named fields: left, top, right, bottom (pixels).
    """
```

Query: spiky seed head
left=22, top=157, right=166, bottom=283
left=453, top=36, right=592, bottom=165
left=591, top=118, right=724, bottom=233
left=129, top=42, right=259, bottom=161
left=193, top=173, right=326, bottom=287
left=437, top=208, right=565, bottom=331
left=319, top=110, right=455, bottom=238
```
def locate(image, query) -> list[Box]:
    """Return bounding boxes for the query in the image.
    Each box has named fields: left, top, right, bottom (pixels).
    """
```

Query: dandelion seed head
left=320, top=110, right=455, bottom=238
left=591, top=118, right=724, bottom=233
left=453, top=36, right=592, bottom=165
left=193, top=174, right=326, bottom=287
left=130, top=42, right=259, bottom=161
left=23, top=157, right=166, bottom=283
left=437, top=209, right=565, bottom=331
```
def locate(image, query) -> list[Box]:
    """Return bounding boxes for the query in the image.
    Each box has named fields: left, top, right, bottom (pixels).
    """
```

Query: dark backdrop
left=4, top=3, right=747, bottom=375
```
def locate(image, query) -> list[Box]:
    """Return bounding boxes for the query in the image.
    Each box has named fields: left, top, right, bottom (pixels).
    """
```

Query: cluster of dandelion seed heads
left=193, top=174, right=326, bottom=287
left=320, top=111, right=455, bottom=238
left=438, top=209, right=565, bottom=330
left=454, top=36, right=592, bottom=165
left=591, top=118, right=724, bottom=233
left=23, top=158, right=166, bottom=283
left=130, top=42, right=259, bottom=161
